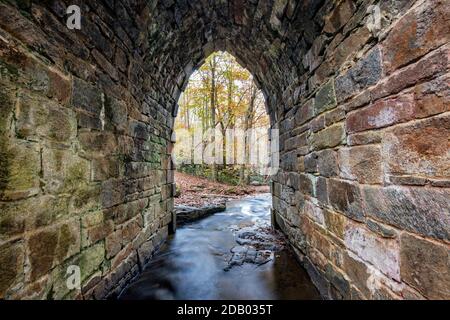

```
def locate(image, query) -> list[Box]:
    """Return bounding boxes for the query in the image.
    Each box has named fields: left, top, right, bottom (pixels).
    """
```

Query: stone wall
left=0, top=0, right=448, bottom=299
left=271, top=0, right=450, bottom=299
left=0, top=0, right=174, bottom=299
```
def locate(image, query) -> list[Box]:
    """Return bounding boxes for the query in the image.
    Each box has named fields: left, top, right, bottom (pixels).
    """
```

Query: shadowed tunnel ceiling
left=129, top=0, right=327, bottom=124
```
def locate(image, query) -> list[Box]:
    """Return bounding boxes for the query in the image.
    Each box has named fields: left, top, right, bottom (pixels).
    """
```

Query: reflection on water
left=119, top=194, right=321, bottom=300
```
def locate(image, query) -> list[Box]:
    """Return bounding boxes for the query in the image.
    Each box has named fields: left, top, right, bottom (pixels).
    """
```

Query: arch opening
left=172, top=51, right=274, bottom=186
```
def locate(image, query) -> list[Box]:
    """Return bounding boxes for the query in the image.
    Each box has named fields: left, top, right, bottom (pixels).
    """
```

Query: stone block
left=72, top=78, right=103, bottom=115
left=92, top=49, right=119, bottom=81
left=106, top=230, right=123, bottom=259
left=304, top=201, right=325, bottom=226
left=382, top=0, right=450, bottom=74
left=323, top=0, right=356, bottom=34
left=310, top=115, right=325, bottom=133
left=0, top=139, right=40, bottom=200
left=0, top=240, right=24, bottom=298
left=328, top=179, right=364, bottom=222
left=81, top=220, right=114, bottom=248
left=326, top=263, right=351, bottom=299
left=335, top=47, right=383, bottom=103
left=342, top=251, right=370, bottom=298
left=28, top=220, right=80, bottom=281
left=15, top=92, right=76, bottom=142
left=324, top=209, right=346, bottom=239
left=331, top=26, right=372, bottom=69
left=383, top=115, right=449, bottom=179
left=324, top=107, right=345, bottom=126
left=338, top=145, right=383, bottom=184
left=70, top=183, right=102, bottom=213
left=315, top=176, right=328, bottom=205
left=0, top=82, right=15, bottom=133
left=295, top=99, right=314, bottom=126
left=413, top=75, right=450, bottom=119
left=50, top=242, right=105, bottom=299
left=78, top=130, right=117, bottom=156
left=314, top=80, right=337, bottom=115
left=47, top=68, right=71, bottom=105
left=400, top=233, right=450, bottom=299
left=121, top=217, right=142, bottom=244
left=78, top=243, right=105, bottom=282
left=346, top=94, right=415, bottom=133
left=298, top=173, right=314, bottom=196
left=344, top=222, right=400, bottom=281
left=101, top=179, right=126, bottom=209
left=347, top=130, right=382, bottom=146
left=363, top=185, right=450, bottom=241
left=105, top=95, right=128, bottom=132
left=304, top=152, right=318, bottom=173
left=42, top=147, right=90, bottom=194
left=310, top=123, right=345, bottom=151
left=92, top=156, right=121, bottom=181
left=317, top=149, right=338, bottom=178
left=366, top=220, right=397, bottom=239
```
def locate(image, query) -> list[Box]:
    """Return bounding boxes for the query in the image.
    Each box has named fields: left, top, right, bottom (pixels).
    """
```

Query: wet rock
left=175, top=204, right=226, bottom=225
left=225, top=222, right=287, bottom=271
left=235, top=228, right=283, bottom=251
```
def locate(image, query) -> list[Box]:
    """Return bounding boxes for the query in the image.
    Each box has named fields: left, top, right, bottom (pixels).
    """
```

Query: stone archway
left=0, top=0, right=448, bottom=300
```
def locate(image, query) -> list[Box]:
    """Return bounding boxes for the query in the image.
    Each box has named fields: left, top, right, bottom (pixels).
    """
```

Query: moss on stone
left=33, top=196, right=70, bottom=228
left=28, top=229, right=58, bottom=281
left=0, top=205, right=26, bottom=240
left=0, top=61, right=19, bottom=82
left=55, top=223, right=77, bottom=262
left=78, top=243, right=105, bottom=282
left=64, top=162, right=88, bottom=191
left=5, top=141, right=40, bottom=191
left=0, top=137, right=11, bottom=196
left=71, top=184, right=101, bottom=212
left=0, top=140, right=39, bottom=198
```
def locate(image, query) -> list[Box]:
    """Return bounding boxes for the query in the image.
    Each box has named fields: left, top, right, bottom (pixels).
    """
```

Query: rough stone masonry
left=0, top=0, right=448, bottom=299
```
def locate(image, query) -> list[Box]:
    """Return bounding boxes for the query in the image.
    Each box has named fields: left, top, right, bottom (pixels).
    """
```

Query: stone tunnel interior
left=0, top=0, right=449, bottom=300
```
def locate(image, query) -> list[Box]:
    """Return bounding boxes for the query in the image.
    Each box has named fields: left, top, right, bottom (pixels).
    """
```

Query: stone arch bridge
left=0, top=0, right=449, bottom=299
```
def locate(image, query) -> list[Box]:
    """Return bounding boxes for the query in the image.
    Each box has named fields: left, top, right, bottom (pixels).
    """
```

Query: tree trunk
left=240, top=83, right=257, bottom=185
left=210, top=55, right=217, bottom=182
left=220, top=123, right=227, bottom=167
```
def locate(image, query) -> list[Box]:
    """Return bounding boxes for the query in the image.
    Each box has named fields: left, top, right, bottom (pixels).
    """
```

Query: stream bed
left=119, top=194, right=320, bottom=300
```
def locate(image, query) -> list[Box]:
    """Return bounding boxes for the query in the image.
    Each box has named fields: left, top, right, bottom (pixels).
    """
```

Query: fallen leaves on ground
left=175, top=171, right=270, bottom=208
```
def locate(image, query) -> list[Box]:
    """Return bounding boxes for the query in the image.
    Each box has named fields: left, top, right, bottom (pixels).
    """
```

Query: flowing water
left=119, top=194, right=320, bottom=300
